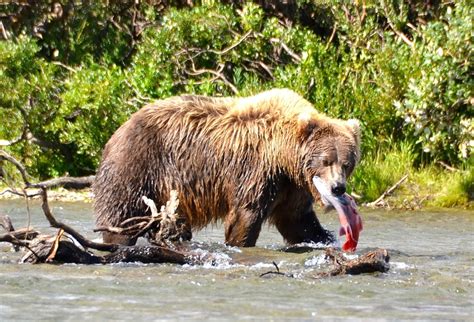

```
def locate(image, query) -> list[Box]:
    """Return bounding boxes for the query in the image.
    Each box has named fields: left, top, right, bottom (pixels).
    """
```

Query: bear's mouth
left=312, top=176, right=363, bottom=252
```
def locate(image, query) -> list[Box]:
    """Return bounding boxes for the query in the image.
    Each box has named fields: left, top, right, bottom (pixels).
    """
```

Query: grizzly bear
left=93, top=89, right=361, bottom=248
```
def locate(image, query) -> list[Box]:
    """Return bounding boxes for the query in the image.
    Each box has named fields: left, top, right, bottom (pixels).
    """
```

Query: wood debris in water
left=314, top=248, right=390, bottom=277
left=1, top=188, right=193, bottom=265
left=259, top=248, right=390, bottom=278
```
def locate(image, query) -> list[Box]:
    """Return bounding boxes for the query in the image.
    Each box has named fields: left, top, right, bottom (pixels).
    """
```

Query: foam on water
left=304, top=254, right=328, bottom=267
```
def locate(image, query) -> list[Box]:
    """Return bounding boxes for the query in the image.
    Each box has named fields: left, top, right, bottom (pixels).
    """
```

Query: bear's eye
left=322, top=159, right=332, bottom=167
left=342, top=162, right=352, bottom=173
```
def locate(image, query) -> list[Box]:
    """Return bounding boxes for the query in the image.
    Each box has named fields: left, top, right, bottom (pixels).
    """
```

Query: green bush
left=0, top=1, right=472, bottom=206
left=394, top=1, right=473, bottom=164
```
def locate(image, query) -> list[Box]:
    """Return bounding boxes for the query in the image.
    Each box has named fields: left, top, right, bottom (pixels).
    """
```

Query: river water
left=0, top=200, right=472, bottom=320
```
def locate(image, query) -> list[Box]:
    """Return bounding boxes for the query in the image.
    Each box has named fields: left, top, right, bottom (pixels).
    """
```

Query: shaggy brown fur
left=93, top=89, right=360, bottom=246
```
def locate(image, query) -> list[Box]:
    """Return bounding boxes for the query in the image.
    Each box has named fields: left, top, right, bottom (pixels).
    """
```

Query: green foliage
left=55, top=63, right=134, bottom=162
left=394, top=1, right=473, bottom=164
left=0, top=1, right=472, bottom=207
left=0, top=37, right=135, bottom=177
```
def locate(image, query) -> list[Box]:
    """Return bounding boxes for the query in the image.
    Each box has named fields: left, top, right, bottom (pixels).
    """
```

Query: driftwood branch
left=0, top=215, right=39, bottom=254
left=39, top=187, right=119, bottom=252
left=1, top=189, right=193, bottom=265
left=95, top=190, right=189, bottom=245
left=30, top=175, right=95, bottom=189
left=366, top=174, right=409, bottom=208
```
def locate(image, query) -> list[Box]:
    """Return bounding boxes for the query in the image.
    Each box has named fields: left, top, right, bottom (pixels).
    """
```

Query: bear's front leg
left=273, top=206, right=335, bottom=245
left=224, top=208, right=265, bottom=247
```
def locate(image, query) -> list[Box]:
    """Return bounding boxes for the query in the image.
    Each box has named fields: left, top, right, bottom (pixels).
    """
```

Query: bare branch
left=366, top=174, right=409, bottom=208
left=209, top=30, right=252, bottom=55
left=51, top=61, right=77, bottom=73
left=30, top=175, right=95, bottom=189
left=269, top=38, right=301, bottom=62
left=186, top=62, right=239, bottom=95
left=437, top=161, right=458, bottom=172
left=0, top=233, right=31, bottom=248
left=325, top=23, right=338, bottom=50
left=382, top=3, right=414, bottom=48
left=0, top=150, right=31, bottom=186
left=0, top=135, right=24, bottom=146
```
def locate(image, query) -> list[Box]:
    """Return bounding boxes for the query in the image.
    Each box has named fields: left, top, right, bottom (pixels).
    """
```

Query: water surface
left=0, top=200, right=472, bottom=320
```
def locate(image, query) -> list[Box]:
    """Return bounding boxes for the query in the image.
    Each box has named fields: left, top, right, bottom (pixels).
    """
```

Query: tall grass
left=350, top=143, right=473, bottom=208
left=350, top=142, right=414, bottom=202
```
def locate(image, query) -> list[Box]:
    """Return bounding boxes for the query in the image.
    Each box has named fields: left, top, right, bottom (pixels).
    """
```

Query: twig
left=437, top=161, right=458, bottom=172
left=366, top=174, right=409, bottom=208
left=186, top=62, right=239, bottom=95
left=210, top=30, right=252, bottom=55
left=269, top=38, right=301, bottom=62
left=259, top=261, right=290, bottom=277
left=123, top=80, right=152, bottom=104
left=0, top=188, right=41, bottom=198
left=46, top=229, right=64, bottom=262
left=39, top=188, right=119, bottom=252
left=325, top=23, right=337, bottom=50
left=51, top=61, right=77, bottom=73
left=382, top=3, right=414, bottom=48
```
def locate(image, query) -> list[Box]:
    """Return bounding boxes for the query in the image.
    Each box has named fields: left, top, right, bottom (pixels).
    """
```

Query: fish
left=313, top=176, right=363, bottom=252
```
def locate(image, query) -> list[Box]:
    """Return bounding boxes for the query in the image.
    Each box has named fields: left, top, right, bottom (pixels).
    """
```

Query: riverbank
left=0, top=185, right=471, bottom=210
left=0, top=187, right=93, bottom=203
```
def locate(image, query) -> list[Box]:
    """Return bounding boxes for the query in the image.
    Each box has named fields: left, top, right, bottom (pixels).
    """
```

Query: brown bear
left=93, top=89, right=361, bottom=248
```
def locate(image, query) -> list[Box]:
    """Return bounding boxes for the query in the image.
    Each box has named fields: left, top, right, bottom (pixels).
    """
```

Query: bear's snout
left=331, top=182, right=346, bottom=196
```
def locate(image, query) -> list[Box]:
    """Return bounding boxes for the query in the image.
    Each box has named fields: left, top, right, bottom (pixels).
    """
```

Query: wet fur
left=93, top=89, right=360, bottom=246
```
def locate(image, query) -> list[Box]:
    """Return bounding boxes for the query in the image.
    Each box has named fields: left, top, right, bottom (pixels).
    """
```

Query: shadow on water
left=0, top=200, right=473, bottom=320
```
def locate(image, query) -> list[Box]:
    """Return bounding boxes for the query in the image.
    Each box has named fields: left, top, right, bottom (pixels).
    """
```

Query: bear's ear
left=297, top=112, right=318, bottom=139
left=346, top=118, right=361, bottom=145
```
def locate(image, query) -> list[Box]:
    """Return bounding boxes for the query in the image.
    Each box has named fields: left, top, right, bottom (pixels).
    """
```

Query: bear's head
left=298, top=115, right=360, bottom=195
left=297, top=114, right=362, bottom=251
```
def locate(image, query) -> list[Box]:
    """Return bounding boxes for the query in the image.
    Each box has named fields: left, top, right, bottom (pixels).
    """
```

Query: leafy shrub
left=394, top=1, right=473, bottom=164
left=0, top=1, right=472, bottom=208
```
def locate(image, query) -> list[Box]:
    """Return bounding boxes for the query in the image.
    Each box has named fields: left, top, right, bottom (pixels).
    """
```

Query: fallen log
left=20, top=237, right=190, bottom=265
